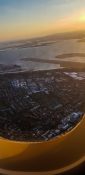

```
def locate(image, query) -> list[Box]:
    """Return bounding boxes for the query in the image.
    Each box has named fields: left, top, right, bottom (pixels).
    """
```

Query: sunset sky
left=0, top=0, right=85, bottom=41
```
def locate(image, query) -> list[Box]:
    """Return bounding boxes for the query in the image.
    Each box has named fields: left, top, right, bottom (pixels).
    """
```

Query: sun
left=79, top=13, right=85, bottom=22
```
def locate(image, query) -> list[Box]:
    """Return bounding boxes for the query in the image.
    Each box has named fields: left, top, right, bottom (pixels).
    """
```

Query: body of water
left=0, top=39, right=85, bottom=72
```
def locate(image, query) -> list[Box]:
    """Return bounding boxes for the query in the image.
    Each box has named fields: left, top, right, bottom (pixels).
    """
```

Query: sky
left=0, top=0, right=85, bottom=41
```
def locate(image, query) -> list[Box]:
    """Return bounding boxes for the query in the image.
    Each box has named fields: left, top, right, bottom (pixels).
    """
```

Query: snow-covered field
left=64, top=72, right=85, bottom=80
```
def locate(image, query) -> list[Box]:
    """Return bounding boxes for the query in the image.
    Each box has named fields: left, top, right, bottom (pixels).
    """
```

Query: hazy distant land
left=0, top=30, right=85, bottom=50
left=56, top=53, right=85, bottom=59
left=78, top=38, right=85, bottom=42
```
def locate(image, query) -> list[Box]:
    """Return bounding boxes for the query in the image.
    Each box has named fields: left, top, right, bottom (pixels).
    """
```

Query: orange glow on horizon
left=0, top=14, right=85, bottom=42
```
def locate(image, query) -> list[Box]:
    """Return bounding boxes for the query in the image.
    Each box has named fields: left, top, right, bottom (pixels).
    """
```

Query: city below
left=0, top=68, right=84, bottom=141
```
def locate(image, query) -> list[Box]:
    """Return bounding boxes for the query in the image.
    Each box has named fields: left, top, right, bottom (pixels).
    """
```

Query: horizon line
left=0, top=29, right=85, bottom=44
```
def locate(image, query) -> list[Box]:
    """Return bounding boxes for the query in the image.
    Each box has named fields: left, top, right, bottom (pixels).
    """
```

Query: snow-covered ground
left=64, top=72, right=85, bottom=80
